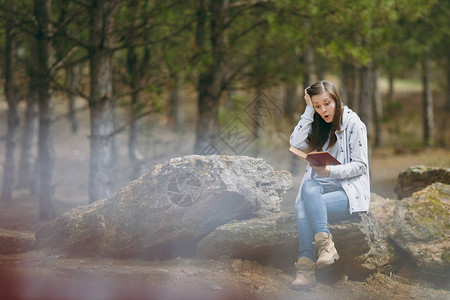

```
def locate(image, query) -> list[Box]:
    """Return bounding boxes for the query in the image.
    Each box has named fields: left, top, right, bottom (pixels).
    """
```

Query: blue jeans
left=295, top=179, right=351, bottom=261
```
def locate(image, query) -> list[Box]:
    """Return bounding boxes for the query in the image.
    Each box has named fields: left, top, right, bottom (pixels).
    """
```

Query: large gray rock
left=0, top=228, right=35, bottom=254
left=197, top=204, right=390, bottom=279
left=395, top=165, right=450, bottom=199
left=35, top=155, right=292, bottom=259
left=197, top=212, right=298, bottom=270
left=391, top=182, right=450, bottom=283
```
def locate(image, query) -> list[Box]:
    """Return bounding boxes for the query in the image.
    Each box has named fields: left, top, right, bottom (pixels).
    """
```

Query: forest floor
left=0, top=84, right=449, bottom=299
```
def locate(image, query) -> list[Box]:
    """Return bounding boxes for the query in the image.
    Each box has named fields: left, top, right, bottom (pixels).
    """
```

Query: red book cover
left=289, top=146, right=341, bottom=166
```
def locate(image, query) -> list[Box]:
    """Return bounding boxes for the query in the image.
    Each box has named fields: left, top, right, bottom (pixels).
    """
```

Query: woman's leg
left=295, top=187, right=315, bottom=261
left=301, top=179, right=350, bottom=235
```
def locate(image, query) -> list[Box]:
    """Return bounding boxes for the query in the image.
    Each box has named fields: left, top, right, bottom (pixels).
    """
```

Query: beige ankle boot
left=291, top=257, right=316, bottom=289
left=313, top=232, right=339, bottom=268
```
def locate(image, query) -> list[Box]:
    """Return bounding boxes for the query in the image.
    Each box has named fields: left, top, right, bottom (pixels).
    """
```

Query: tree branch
left=52, top=81, right=89, bottom=101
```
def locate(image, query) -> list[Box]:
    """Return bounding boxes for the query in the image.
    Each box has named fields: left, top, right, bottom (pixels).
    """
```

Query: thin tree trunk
left=35, top=0, right=55, bottom=220
left=252, top=89, right=263, bottom=157
left=1, top=15, right=19, bottom=202
left=340, top=61, right=352, bottom=107
left=317, top=53, right=326, bottom=80
left=341, top=60, right=358, bottom=111
left=65, top=64, right=81, bottom=133
left=446, top=53, right=450, bottom=111
left=17, top=37, right=40, bottom=192
left=168, top=73, right=184, bottom=132
left=442, top=54, right=450, bottom=146
left=125, top=0, right=150, bottom=180
left=128, top=97, right=143, bottom=180
left=387, top=68, right=394, bottom=101
left=359, top=63, right=373, bottom=155
left=303, top=46, right=317, bottom=85
left=195, top=72, right=222, bottom=153
left=88, top=0, right=120, bottom=203
left=17, top=86, right=38, bottom=192
left=284, top=83, right=298, bottom=125
left=284, top=83, right=300, bottom=175
left=422, top=49, right=434, bottom=147
left=194, top=0, right=229, bottom=154
left=372, top=66, right=382, bottom=147
left=126, top=43, right=141, bottom=180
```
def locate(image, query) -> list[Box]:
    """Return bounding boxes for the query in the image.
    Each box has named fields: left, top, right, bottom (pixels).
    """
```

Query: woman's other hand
left=310, top=165, right=330, bottom=177
left=304, top=88, right=313, bottom=107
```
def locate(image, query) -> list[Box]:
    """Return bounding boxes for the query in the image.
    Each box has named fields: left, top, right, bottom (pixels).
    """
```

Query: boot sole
left=316, top=253, right=340, bottom=269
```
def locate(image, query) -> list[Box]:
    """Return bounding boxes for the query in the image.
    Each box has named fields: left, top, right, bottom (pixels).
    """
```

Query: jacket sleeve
left=327, top=120, right=368, bottom=179
left=289, top=106, right=315, bottom=151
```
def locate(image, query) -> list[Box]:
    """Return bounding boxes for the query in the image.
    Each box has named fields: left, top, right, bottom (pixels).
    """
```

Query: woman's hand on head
left=310, top=165, right=330, bottom=177
left=304, top=88, right=313, bottom=107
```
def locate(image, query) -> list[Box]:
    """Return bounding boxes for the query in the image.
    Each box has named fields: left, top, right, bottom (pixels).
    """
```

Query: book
left=289, top=146, right=341, bottom=166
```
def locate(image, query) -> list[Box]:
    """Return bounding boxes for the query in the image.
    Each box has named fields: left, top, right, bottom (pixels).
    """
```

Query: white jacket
left=290, top=106, right=370, bottom=214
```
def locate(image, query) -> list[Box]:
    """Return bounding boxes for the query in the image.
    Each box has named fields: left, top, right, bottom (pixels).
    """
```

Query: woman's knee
left=301, top=179, right=322, bottom=202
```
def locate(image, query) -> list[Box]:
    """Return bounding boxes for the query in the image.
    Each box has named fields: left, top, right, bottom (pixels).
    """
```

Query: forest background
left=0, top=0, right=449, bottom=224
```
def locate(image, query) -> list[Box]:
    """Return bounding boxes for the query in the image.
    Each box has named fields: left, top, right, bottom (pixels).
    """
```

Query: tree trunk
left=284, top=83, right=298, bottom=125
left=17, top=86, right=38, bottom=192
left=372, top=66, right=382, bottom=147
left=284, top=84, right=301, bottom=175
left=1, top=15, right=19, bottom=202
left=88, top=0, right=120, bottom=203
left=387, top=68, right=394, bottom=101
left=195, top=72, right=223, bottom=153
left=125, top=0, right=151, bottom=180
left=340, top=61, right=352, bottom=108
left=422, top=49, right=434, bottom=147
left=126, top=44, right=141, bottom=181
left=317, top=53, right=326, bottom=81
left=359, top=63, right=373, bottom=155
left=446, top=54, right=450, bottom=111
left=303, top=46, right=317, bottom=85
left=194, top=0, right=229, bottom=154
left=65, top=64, right=81, bottom=133
left=35, top=0, right=55, bottom=220
left=17, top=36, right=40, bottom=192
left=340, top=60, right=358, bottom=111
left=168, top=73, right=184, bottom=132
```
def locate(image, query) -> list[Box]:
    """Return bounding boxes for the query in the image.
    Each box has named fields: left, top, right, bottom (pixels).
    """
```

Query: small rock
left=395, top=165, right=450, bottom=199
left=0, top=228, right=35, bottom=254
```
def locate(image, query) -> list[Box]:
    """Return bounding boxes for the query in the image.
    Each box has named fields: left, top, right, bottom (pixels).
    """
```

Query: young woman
left=289, top=80, right=370, bottom=289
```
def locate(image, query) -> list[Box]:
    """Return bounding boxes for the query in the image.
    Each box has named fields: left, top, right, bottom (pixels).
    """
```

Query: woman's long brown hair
left=306, top=80, right=343, bottom=153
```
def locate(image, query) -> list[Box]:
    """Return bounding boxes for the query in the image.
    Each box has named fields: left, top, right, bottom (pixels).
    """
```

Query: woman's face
left=312, top=92, right=336, bottom=123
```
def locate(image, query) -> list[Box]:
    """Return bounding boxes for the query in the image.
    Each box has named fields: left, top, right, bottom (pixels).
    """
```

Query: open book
left=289, top=146, right=341, bottom=166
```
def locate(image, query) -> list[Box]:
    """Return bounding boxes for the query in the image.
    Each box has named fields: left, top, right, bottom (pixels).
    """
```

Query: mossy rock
left=391, top=182, right=450, bottom=281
